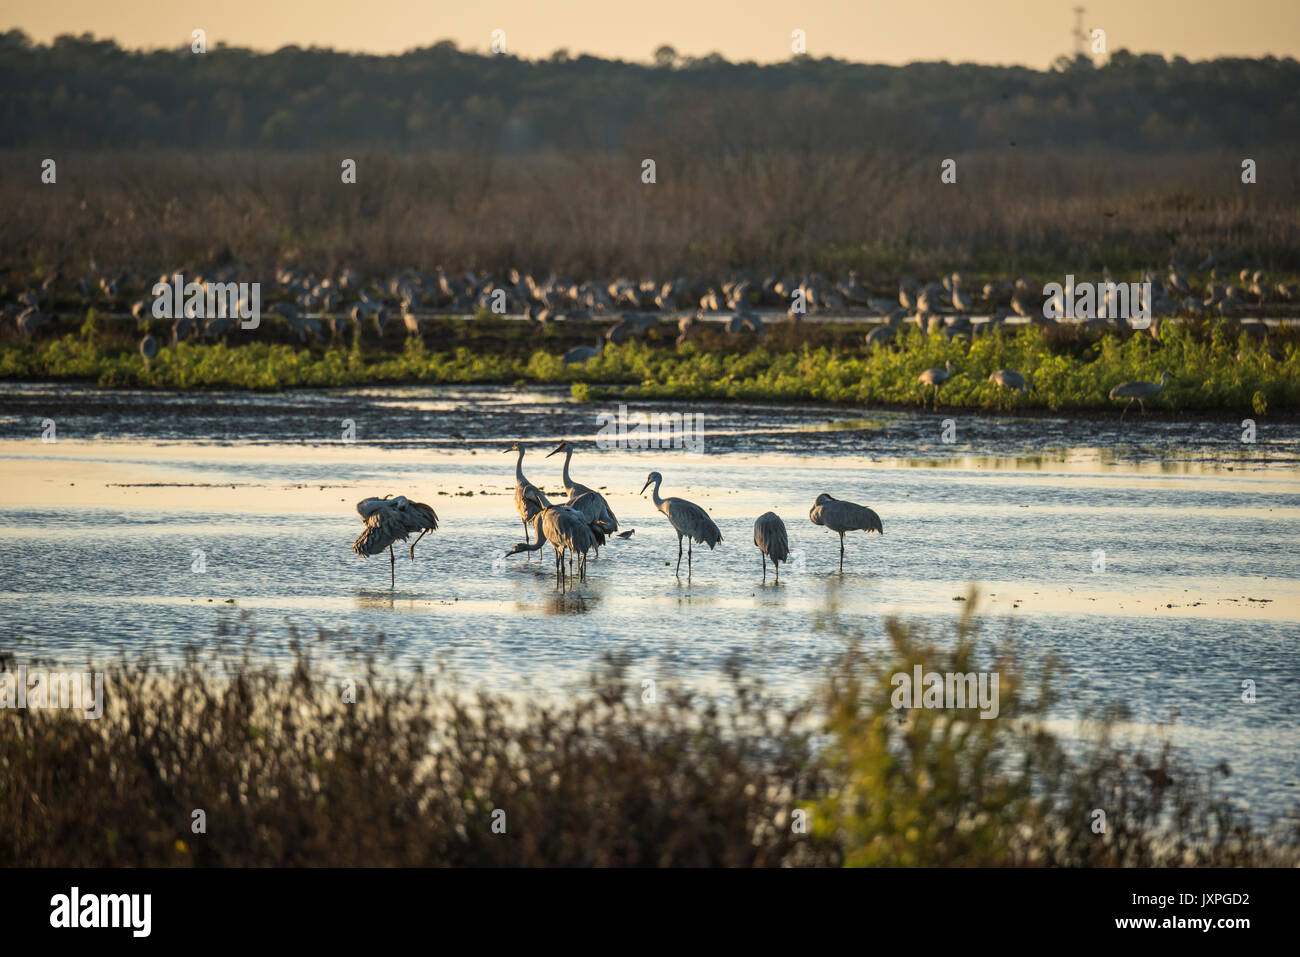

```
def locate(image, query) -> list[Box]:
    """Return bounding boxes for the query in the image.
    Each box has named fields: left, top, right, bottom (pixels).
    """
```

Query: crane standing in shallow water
left=508, top=442, right=551, bottom=559
left=504, top=494, right=601, bottom=589
left=640, top=471, right=722, bottom=577
left=1109, top=370, right=1173, bottom=420
left=753, top=511, right=790, bottom=583
left=546, top=440, right=620, bottom=544
left=352, top=495, right=440, bottom=586
left=809, top=493, right=882, bottom=572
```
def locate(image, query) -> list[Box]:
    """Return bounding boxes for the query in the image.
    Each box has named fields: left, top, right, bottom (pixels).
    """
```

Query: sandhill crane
left=606, top=318, right=637, bottom=344
left=753, top=511, right=790, bottom=583
left=16, top=309, right=47, bottom=337
left=917, top=284, right=947, bottom=317
left=508, top=442, right=552, bottom=557
left=917, top=360, right=954, bottom=409
left=676, top=312, right=698, bottom=347
left=899, top=280, right=918, bottom=312
left=546, top=440, right=619, bottom=535
left=988, top=368, right=1029, bottom=409
left=951, top=281, right=977, bottom=313
left=172, top=315, right=198, bottom=346
left=352, top=495, right=440, bottom=586
left=840, top=271, right=869, bottom=305
left=546, top=439, right=595, bottom=498
left=505, top=497, right=599, bottom=588
left=809, top=494, right=883, bottom=571
left=567, top=491, right=617, bottom=553
left=640, top=471, right=722, bottom=576
left=563, top=341, right=602, bottom=365
left=726, top=313, right=765, bottom=337
left=1109, top=370, right=1172, bottom=420
left=205, top=316, right=235, bottom=341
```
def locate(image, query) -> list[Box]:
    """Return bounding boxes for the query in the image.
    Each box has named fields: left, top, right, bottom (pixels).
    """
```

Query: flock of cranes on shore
left=351, top=441, right=883, bottom=589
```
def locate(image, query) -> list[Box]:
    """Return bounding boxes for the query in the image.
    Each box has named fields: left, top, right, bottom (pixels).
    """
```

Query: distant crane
left=352, top=495, right=440, bottom=586
left=809, top=493, right=883, bottom=571
left=640, top=471, right=722, bottom=576
left=139, top=334, right=158, bottom=367
left=917, top=360, right=954, bottom=410
left=988, top=368, right=1029, bottom=410
left=508, top=442, right=552, bottom=557
left=563, top=341, right=602, bottom=365
left=1108, top=370, right=1172, bottom=420
left=753, top=511, right=791, bottom=583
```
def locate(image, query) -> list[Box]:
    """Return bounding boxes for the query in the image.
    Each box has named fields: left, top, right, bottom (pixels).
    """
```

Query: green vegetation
left=2, top=320, right=1296, bottom=414
left=2, top=598, right=1291, bottom=866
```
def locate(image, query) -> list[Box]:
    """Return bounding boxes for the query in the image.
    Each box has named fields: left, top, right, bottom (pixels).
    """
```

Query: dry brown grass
left=2, top=602, right=1294, bottom=867
left=3, top=149, right=1298, bottom=284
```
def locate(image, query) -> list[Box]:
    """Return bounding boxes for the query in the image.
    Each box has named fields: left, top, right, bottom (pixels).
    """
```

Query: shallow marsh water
left=0, top=383, right=1297, bottom=822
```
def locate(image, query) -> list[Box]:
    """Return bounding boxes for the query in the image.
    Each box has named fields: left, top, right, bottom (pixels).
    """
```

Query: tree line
left=1, top=30, right=1297, bottom=154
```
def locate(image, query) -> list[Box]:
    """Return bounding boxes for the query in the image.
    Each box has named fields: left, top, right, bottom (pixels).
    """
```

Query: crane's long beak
left=639, top=479, right=651, bottom=495
left=545, top=444, right=564, bottom=458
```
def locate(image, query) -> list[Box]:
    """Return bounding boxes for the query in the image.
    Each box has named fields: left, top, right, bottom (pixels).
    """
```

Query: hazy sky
left=6, top=0, right=1299, bottom=67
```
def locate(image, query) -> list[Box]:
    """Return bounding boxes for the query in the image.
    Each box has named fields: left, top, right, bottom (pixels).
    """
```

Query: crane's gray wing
left=353, top=509, right=408, bottom=556
left=356, top=496, right=391, bottom=520
left=666, top=498, right=722, bottom=548
left=399, top=500, right=440, bottom=532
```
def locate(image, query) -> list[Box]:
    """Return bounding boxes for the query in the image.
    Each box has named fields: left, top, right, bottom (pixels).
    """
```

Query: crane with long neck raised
left=548, top=440, right=594, bottom=498
left=640, top=471, right=722, bottom=577
left=507, top=442, right=550, bottom=557
left=547, top=440, right=618, bottom=538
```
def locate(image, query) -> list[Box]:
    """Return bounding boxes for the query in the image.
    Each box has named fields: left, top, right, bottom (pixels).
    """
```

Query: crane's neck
left=514, top=449, right=526, bottom=484
left=562, top=447, right=574, bottom=491
left=650, top=477, right=664, bottom=507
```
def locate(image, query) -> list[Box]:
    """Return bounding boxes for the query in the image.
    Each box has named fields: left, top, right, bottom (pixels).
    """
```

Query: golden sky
left=4, top=0, right=1299, bottom=67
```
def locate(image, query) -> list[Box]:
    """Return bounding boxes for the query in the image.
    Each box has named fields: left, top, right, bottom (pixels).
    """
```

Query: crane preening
left=352, top=495, right=440, bottom=586
left=753, top=511, right=791, bottom=583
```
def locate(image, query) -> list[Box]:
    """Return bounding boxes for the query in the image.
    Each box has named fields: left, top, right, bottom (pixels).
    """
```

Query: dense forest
left=2, top=30, right=1298, bottom=154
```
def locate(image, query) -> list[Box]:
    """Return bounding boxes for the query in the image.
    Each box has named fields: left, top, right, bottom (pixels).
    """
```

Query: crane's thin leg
left=1121, top=399, right=1131, bottom=421
left=839, top=532, right=845, bottom=572
left=389, top=546, right=395, bottom=587
left=688, top=538, right=693, bottom=575
left=775, top=560, right=780, bottom=584
left=1139, top=398, right=1147, bottom=416
left=762, top=553, right=767, bottom=582
left=408, top=529, right=427, bottom=560
left=676, top=535, right=683, bottom=576
left=523, top=520, right=532, bottom=560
